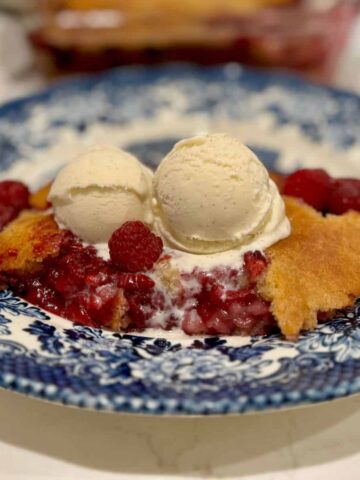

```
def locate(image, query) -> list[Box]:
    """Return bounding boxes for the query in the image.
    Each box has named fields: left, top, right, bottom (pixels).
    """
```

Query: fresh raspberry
left=0, top=180, right=30, bottom=212
left=283, top=168, right=333, bottom=211
left=327, top=178, right=360, bottom=215
left=0, top=204, right=17, bottom=231
left=244, top=251, right=268, bottom=282
left=109, top=221, right=163, bottom=272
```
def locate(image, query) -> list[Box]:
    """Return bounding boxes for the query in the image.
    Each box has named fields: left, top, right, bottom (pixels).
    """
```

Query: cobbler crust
left=0, top=211, right=66, bottom=273
left=29, top=183, right=51, bottom=210
left=260, top=196, right=360, bottom=339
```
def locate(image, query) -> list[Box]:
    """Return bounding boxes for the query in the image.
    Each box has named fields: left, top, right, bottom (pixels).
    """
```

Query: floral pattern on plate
left=0, top=65, right=359, bottom=414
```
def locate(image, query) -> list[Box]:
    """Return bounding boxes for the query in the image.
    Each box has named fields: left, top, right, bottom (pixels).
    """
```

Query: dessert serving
left=1, top=133, right=360, bottom=340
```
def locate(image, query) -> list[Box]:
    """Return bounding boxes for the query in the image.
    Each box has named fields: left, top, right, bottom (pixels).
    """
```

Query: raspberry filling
left=3, top=226, right=276, bottom=336
left=180, top=252, right=275, bottom=336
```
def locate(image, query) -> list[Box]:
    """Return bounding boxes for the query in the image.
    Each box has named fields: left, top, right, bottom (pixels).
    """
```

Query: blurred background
left=0, top=0, right=359, bottom=103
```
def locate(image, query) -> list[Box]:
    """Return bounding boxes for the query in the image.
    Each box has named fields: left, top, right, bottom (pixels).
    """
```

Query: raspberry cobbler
left=1, top=135, right=360, bottom=340
left=0, top=213, right=274, bottom=336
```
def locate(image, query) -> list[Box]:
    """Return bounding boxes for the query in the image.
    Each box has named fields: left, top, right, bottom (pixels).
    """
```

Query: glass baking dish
left=30, top=0, right=360, bottom=82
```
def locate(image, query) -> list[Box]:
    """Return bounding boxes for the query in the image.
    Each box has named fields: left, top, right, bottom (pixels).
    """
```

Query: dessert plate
left=0, top=65, right=360, bottom=415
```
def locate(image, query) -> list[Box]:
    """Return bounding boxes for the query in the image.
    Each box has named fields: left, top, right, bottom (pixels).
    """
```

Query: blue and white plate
left=0, top=65, right=360, bottom=415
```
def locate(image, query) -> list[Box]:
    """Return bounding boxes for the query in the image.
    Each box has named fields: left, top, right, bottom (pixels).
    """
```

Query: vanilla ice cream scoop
left=153, top=133, right=289, bottom=254
left=49, top=145, right=153, bottom=243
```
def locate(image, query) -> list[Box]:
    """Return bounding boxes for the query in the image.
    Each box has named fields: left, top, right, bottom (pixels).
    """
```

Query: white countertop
left=1, top=389, right=360, bottom=480
left=0, top=12, right=359, bottom=480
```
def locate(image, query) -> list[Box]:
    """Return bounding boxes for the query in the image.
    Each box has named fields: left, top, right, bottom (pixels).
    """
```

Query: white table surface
left=0, top=11, right=360, bottom=480
left=1, top=390, right=360, bottom=480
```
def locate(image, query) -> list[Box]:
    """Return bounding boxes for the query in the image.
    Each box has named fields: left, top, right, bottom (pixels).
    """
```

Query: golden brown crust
left=29, top=183, right=52, bottom=210
left=260, top=197, right=360, bottom=339
left=109, top=290, right=130, bottom=331
left=0, top=211, right=66, bottom=274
